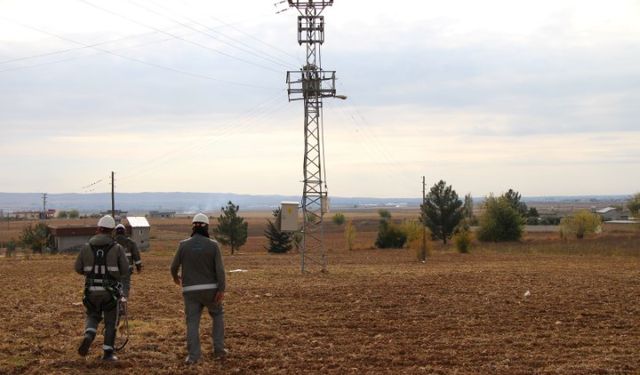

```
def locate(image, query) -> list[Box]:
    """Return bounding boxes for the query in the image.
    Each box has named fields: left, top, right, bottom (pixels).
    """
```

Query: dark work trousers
left=84, top=292, right=118, bottom=352
left=183, top=289, right=224, bottom=361
left=121, top=271, right=132, bottom=298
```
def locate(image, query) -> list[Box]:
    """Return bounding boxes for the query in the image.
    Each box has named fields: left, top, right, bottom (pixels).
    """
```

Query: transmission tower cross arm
left=288, top=1, right=334, bottom=9
left=286, top=69, right=336, bottom=101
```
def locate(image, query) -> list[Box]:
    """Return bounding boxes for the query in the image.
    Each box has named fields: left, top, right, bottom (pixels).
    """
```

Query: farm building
left=596, top=207, right=627, bottom=221
left=148, top=210, right=176, bottom=218
left=48, top=217, right=151, bottom=252
left=125, top=216, right=151, bottom=251
left=12, top=211, right=42, bottom=220
left=48, top=225, right=96, bottom=252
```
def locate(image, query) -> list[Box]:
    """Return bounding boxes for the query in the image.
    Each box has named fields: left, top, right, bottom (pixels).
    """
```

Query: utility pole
left=286, top=0, right=343, bottom=273
left=421, top=176, right=427, bottom=262
left=111, top=171, right=115, bottom=219
left=42, top=193, right=48, bottom=220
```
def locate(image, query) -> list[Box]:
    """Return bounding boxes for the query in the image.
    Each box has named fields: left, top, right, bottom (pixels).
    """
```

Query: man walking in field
left=75, top=215, right=129, bottom=362
left=171, top=213, right=227, bottom=365
left=114, top=223, right=143, bottom=300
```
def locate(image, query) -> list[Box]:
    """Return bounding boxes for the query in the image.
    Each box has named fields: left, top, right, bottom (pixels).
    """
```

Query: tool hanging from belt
left=115, top=297, right=129, bottom=351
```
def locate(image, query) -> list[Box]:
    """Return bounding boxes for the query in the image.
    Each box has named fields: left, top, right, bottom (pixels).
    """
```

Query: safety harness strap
left=83, top=241, right=121, bottom=312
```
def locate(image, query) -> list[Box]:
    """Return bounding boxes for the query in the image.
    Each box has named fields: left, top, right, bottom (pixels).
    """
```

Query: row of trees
left=172, top=191, right=640, bottom=254
left=2, top=201, right=297, bottom=256
left=9, top=192, right=638, bottom=257
left=57, top=210, right=80, bottom=219
left=629, top=193, right=640, bottom=217
left=2, top=202, right=252, bottom=256
left=420, top=180, right=625, bottom=247
left=213, top=202, right=302, bottom=255
left=1, top=222, right=53, bottom=256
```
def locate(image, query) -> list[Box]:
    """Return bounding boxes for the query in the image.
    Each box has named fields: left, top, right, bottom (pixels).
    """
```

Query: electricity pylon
left=286, top=0, right=343, bottom=273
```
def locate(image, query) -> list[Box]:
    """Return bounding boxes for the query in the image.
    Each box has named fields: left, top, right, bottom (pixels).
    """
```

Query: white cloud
left=0, top=0, right=638, bottom=196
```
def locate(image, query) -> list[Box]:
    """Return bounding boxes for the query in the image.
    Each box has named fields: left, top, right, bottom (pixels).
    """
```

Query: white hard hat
left=115, top=224, right=126, bottom=231
left=97, top=215, right=116, bottom=229
left=192, top=213, right=209, bottom=225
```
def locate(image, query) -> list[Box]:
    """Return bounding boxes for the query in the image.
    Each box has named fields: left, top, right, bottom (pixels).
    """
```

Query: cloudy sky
left=1, top=0, right=639, bottom=198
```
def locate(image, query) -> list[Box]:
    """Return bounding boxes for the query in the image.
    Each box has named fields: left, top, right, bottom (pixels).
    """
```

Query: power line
left=117, top=92, right=282, bottom=178
left=1, top=17, right=278, bottom=89
left=78, top=0, right=284, bottom=74
left=80, top=175, right=110, bottom=193
left=116, top=90, right=286, bottom=180
left=81, top=178, right=104, bottom=190
left=0, top=29, right=193, bottom=74
left=126, top=0, right=298, bottom=70
left=117, top=92, right=290, bottom=186
left=0, top=19, right=245, bottom=67
left=328, top=97, right=417, bottom=188
left=178, top=0, right=302, bottom=65
left=186, top=0, right=303, bottom=65
left=0, top=28, right=166, bottom=66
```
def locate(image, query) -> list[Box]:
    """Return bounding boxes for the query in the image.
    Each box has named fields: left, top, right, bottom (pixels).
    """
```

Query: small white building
left=125, top=217, right=151, bottom=251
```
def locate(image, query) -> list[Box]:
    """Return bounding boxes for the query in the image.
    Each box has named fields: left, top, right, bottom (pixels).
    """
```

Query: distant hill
left=0, top=192, right=423, bottom=214
left=0, top=192, right=630, bottom=214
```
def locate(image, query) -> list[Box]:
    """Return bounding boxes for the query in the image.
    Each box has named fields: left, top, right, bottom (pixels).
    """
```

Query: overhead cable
left=127, top=0, right=297, bottom=70
left=180, top=0, right=302, bottom=65
left=1, top=17, right=278, bottom=89
left=78, top=0, right=283, bottom=74
left=117, top=91, right=290, bottom=184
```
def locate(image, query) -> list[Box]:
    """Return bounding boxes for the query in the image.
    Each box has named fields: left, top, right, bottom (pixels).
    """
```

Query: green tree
left=344, top=220, right=357, bottom=251
left=377, top=209, right=391, bottom=220
left=400, top=219, right=429, bottom=260
left=560, top=210, right=602, bottom=239
left=305, top=212, right=318, bottom=224
left=421, top=180, right=463, bottom=244
left=57, top=210, right=68, bottom=219
left=463, top=193, right=474, bottom=220
left=264, top=208, right=293, bottom=253
left=332, top=212, right=346, bottom=226
left=213, top=201, right=248, bottom=255
left=6, top=239, right=17, bottom=257
left=375, top=211, right=407, bottom=249
left=69, top=210, right=80, bottom=219
left=20, top=223, right=50, bottom=253
left=477, top=195, right=524, bottom=242
left=503, top=188, right=528, bottom=217
left=292, top=231, right=303, bottom=252
left=628, top=193, right=640, bottom=217
left=453, top=226, right=473, bottom=253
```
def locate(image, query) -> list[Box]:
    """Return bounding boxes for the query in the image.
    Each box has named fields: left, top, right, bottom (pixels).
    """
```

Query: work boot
left=102, top=350, right=118, bottom=362
left=77, top=333, right=94, bottom=357
left=213, top=349, right=228, bottom=361
left=184, top=356, right=198, bottom=365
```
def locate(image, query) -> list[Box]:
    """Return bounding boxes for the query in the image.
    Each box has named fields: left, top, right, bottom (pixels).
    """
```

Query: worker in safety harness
left=114, top=224, right=142, bottom=300
left=171, top=213, right=227, bottom=365
left=75, top=215, right=129, bottom=361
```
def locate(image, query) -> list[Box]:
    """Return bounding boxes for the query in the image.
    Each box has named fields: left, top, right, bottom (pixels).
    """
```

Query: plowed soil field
left=1, top=217, right=639, bottom=374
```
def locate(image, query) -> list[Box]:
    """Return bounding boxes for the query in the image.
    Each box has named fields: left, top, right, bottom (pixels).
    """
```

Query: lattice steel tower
left=286, top=0, right=341, bottom=273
